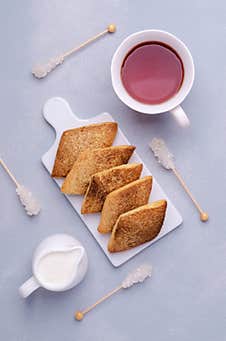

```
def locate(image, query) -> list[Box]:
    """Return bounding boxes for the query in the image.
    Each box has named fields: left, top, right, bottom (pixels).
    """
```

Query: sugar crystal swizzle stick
left=149, top=138, right=208, bottom=222
left=75, top=264, right=152, bottom=321
left=0, top=158, right=41, bottom=216
left=32, top=24, right=116, bottom=79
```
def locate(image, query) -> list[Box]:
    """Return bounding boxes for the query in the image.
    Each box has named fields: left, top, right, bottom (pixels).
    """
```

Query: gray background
left=1, top=0, right=226, bottom=340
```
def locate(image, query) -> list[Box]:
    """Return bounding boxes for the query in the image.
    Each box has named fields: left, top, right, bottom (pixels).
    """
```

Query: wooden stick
left=0, top=158, right=19, bottom=187
left=75, top=285, right=122, bottom=321
left=62, top=25, right=115, bottom=59
left=172, top=168, right=208, bottom=222
left=32, top=24, right=116, bottom=79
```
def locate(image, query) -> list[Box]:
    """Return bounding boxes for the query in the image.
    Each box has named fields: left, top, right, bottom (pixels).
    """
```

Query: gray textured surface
left=0, top=1, right=226, bottom=340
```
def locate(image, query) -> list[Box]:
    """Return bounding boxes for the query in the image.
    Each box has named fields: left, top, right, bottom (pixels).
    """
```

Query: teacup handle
left=170, top=105, right=190, bottom=127
left=19, top=276, right=40, bottom=298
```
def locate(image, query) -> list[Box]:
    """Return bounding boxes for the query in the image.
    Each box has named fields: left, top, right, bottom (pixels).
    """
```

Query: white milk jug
left=19, top=234, right=88, bottom=298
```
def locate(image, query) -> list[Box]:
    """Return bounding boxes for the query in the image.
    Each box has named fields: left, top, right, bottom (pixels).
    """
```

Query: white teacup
left=111, top=30, right=195, bottom=126
left=19, top=234, right=88, bottom=298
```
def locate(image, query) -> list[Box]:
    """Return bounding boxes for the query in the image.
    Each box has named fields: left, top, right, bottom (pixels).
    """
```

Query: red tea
left=121, top=42, right=184, bottom=104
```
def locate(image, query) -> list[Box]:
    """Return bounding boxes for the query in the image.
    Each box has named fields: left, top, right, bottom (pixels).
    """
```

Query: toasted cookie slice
left=52, top=122, right=117, bottom=177
left=81, top=163, right=143, bottom=214
left=98, top=176, right=152, bottom=234
left=61, top=145, right=135, bottom=195
left=108, top=200, right=167, bottom=252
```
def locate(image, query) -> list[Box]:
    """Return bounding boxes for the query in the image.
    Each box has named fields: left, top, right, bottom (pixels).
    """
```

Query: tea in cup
left=111, top=30, right=195, bottom=126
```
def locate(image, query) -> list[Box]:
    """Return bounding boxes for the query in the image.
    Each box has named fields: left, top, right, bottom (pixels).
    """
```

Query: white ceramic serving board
left=42, top=97, right=182, bottom=267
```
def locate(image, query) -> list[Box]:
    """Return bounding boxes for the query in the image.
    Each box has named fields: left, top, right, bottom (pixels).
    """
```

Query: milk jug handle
left=19, top=276, right=40, bottom=298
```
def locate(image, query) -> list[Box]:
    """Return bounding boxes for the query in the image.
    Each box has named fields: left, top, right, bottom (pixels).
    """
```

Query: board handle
left=43, top=97, right=86, bottom=132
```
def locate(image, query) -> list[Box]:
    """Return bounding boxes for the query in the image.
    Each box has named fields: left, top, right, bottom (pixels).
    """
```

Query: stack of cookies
left=52, top=122, right=167, bottom=252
